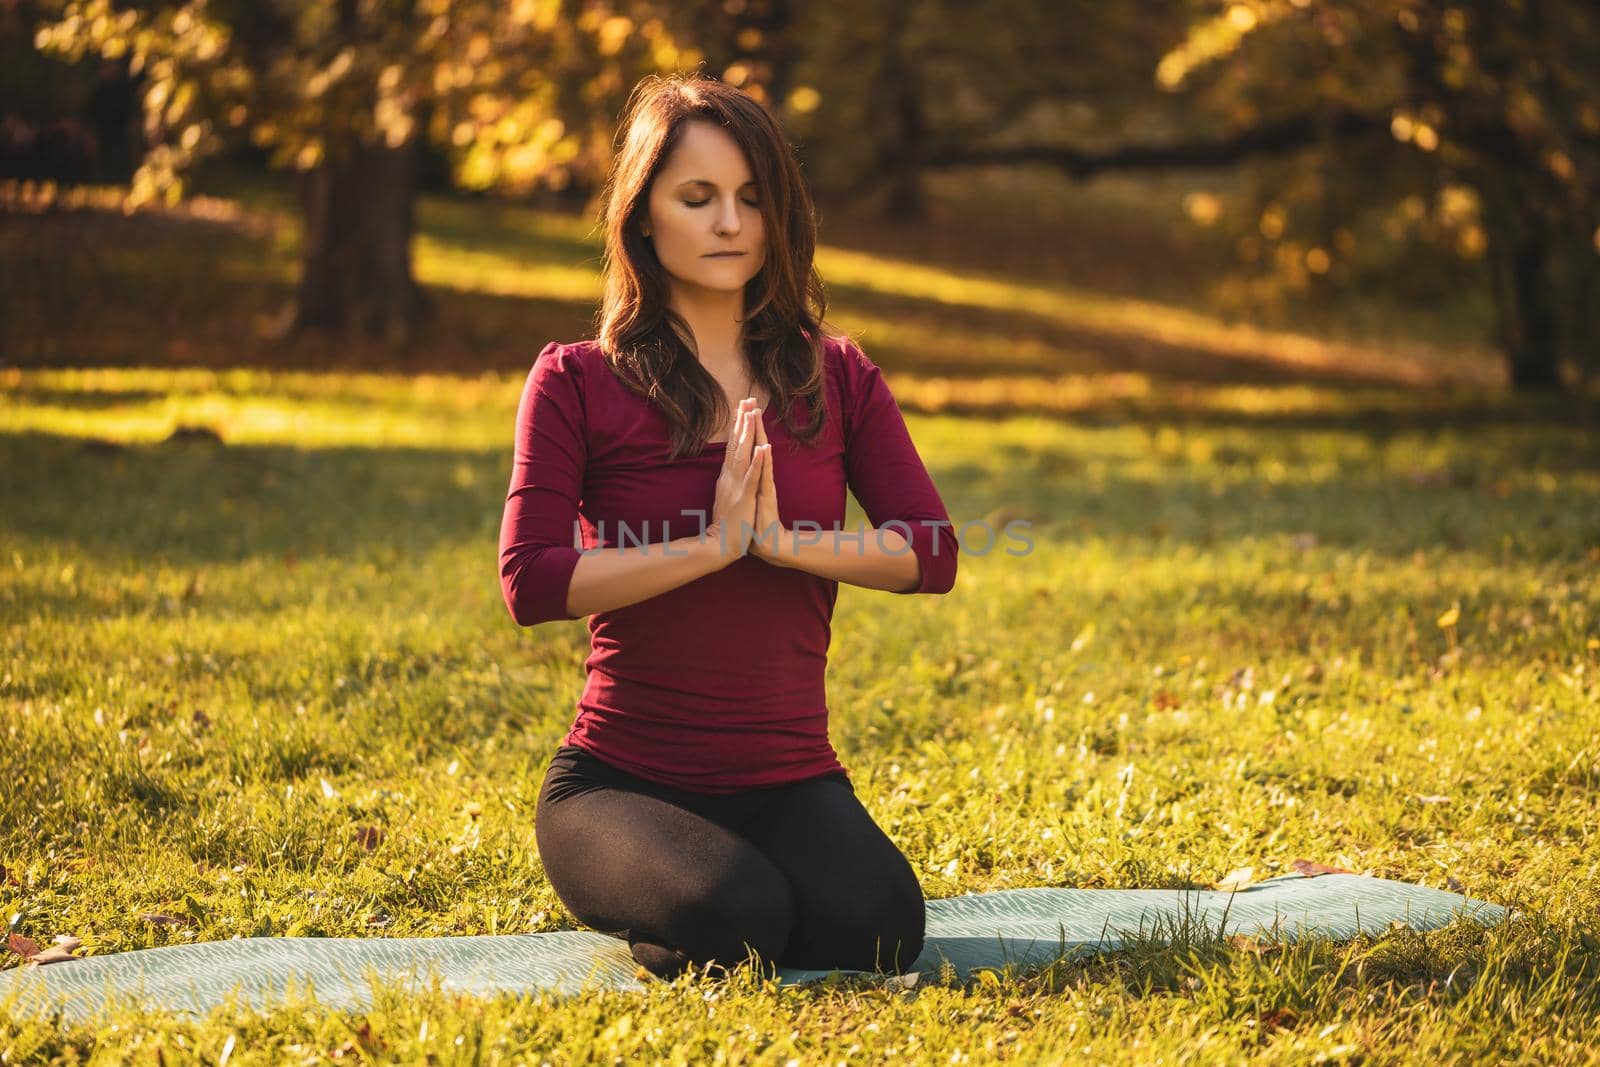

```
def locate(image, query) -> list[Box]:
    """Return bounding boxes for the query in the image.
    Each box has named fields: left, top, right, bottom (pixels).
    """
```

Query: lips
left=703, top=251, right=746, bottom=257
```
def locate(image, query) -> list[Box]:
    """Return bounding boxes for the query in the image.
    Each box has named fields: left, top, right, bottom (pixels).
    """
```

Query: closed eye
left=685, top=198, right=760, bottom=207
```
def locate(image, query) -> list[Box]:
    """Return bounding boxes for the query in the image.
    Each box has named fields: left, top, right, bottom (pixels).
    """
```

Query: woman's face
left=643, top=119, right=767, bottom=298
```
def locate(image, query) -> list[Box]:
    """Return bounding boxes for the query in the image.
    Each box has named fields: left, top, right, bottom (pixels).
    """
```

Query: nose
left=714, top=195, right=742, bottom=236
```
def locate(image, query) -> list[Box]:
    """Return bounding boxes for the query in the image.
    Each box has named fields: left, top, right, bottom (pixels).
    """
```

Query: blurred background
left=1, top=0, right=1596, bottom=398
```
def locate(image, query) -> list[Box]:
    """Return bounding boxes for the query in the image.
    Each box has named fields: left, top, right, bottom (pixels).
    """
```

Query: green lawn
left=2, top=179, right=1599, bottom=1062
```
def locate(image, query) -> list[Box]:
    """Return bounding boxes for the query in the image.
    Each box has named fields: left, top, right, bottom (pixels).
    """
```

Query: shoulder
left=821, top=332, right=883, bottom=400
left=533, top=338, right=605, bottom=375
left=822, top=332, right=873, bottom=373
left=526, top=339, right=610, bottom=398
left=821, top=332, right=891, bottom=408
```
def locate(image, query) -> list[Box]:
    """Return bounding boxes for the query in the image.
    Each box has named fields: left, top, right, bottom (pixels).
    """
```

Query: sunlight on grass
left=3, top=179, right=1598, bottom=1059
left=817, top=246, right=1499, bottom=388
left=413, top=235, right=602, bottom=304
left=3, top=369, right=1597, bottom=1060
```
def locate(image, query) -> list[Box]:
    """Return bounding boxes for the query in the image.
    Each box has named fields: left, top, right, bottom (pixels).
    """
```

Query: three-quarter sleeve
left=839, top=339, right=959, bottom=595
left=499, top=342, right=587, bottom=626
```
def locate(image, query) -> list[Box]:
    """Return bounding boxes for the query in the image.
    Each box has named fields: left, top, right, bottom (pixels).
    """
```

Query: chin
left=677, top=264, right=761, bottom=293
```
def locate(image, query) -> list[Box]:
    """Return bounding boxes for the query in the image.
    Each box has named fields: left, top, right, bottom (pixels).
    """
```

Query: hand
left=708, top=399, right=770, bottom=563
left=749, top=409, right=788, bottom=563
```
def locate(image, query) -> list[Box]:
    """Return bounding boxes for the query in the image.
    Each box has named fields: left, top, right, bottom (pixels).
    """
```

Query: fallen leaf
left=1290, top=859, right=1354, bottom=877
left=10, top=933, right=84, bottom=965
left=1258, top=1006, right=1298, bottom=1032
left=1213, top=866, right=1255, bottom=892
left=886, top=970, right=921, bottom=990
left=1227, top=933, right=1279, bottom=956
left=352, top=826, right=385, bottom=850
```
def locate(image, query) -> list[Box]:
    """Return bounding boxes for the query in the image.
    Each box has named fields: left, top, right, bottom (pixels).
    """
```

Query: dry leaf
left=1227, top=933, right=1279, bottom=956
left=1213, top=866, right=1255, bottom=891
left=886, top=970, right=921, bottom=990
left=352, top=826, right=385, bottom=850
left=1290, top=858, right=1355, bottom=877
left=1258, top=1007, right=1298, bottom=1032
left=10, top=933, right=84, bottom=965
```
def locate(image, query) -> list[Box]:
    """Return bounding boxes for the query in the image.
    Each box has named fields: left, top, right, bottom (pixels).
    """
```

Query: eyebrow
left=676, top=179, right=757, bottom=190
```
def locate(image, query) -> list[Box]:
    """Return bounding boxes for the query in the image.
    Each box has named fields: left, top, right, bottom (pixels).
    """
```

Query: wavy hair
left=594, top=72, right=831, bottom=459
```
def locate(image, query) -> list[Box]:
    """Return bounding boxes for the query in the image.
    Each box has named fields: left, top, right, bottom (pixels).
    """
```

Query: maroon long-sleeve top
left=499, top=334, right=958, bottom=793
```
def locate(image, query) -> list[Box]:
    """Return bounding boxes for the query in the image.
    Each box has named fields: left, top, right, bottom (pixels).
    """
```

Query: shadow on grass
left=0, top=200, right=1510, bottom=394
left=4, top=408, right=1597, bottom=578
left=822, top=282, right=1418, bottom=388
left=0, top=431, right=505, bottom=569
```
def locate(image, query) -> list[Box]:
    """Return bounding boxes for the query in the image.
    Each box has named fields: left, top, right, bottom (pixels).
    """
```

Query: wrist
left=691, top=522, right=741, bottom=571
left=751, top=521, right=791, bottom=567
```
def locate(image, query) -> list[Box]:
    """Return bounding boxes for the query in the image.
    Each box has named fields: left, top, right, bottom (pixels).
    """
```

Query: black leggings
left=534, top=744, right=926, bottom=980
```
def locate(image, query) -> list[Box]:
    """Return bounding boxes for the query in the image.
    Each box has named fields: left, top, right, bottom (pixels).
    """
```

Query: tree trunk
left=1481, top=191, right=1566, bottom=391
left=877, top=6, right=927, bottom=222
left=286, top=135, right=429, bottom=343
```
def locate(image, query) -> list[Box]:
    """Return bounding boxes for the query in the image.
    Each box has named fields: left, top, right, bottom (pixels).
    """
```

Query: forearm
left=759, top=524, right=921, bottom=592
left=564, top=527, right=733, bottom=617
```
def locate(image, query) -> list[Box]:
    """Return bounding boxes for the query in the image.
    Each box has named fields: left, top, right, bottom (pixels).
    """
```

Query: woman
left=499, top=72, right=959, bottom=982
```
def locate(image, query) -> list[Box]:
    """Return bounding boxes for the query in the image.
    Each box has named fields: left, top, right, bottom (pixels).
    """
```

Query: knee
left=863, top=877, right=926, bottom=973
left=671, top=872, right=796, bottom=972
left=821, top=870, right=926, bottom=974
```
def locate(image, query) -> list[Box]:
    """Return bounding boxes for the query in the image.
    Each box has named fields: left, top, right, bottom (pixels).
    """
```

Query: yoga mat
left=0, top=873, right=1507, bottom=1025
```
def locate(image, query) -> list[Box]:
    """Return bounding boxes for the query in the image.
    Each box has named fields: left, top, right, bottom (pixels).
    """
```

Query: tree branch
left=922, top=108, right=1390, bottom=177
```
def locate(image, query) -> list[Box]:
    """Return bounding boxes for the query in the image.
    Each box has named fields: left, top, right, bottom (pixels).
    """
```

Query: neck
left=667, top=285, right=748, bottom=374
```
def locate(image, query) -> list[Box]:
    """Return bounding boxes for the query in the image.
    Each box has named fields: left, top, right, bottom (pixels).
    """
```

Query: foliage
left=32, top=0, right=694, bottom=206
left=1159, top=0, right=1600, bottom=384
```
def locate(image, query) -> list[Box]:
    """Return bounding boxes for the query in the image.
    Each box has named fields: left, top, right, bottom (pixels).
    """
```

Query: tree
left=1155, top=1, right=1598, bottom=390
left=787, top=1, right=1594, bottom=391
left=811, top=0, right=1595, bottom=391
left=36, top=0, right=694, bottom=342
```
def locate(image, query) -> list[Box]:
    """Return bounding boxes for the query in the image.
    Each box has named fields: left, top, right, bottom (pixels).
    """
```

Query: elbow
left=500, top=545, right=583, bottom=627
left=899, top=522, right=958, bottom=595
left=924, top=551, right=958, bottom=595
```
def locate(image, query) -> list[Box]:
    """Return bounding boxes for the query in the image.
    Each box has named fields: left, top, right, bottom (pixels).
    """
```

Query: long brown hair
left=594, top=72, right=831, bottom=459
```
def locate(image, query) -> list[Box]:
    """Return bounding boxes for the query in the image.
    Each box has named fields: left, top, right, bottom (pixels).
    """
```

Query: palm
left=752, top=409, right=782, bottom=556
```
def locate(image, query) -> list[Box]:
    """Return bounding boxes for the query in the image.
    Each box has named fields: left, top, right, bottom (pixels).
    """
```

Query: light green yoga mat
left=0, top=873, right=1506, bottom=1024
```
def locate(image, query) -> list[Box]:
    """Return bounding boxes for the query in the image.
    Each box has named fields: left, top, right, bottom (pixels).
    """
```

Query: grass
left=2, top=173, right=1600, bottom=1062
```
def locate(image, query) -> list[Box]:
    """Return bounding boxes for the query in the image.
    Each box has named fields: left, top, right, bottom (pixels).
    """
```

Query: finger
left=739, top=407, right=757, bottom=459
left=744, top=445, right=765, bottom=485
